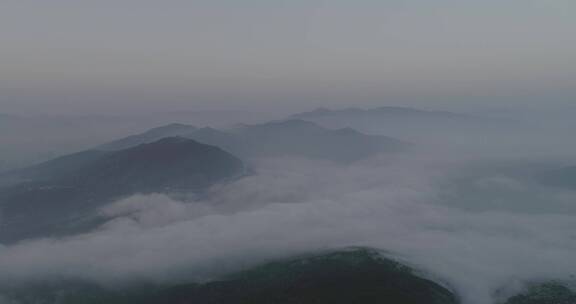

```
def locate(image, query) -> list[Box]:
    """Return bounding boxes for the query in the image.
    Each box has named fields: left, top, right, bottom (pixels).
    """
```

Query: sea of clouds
left=0, top=151, right=575, bottom=304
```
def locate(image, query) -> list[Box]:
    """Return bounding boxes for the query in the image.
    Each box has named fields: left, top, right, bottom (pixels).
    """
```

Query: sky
left=1, top=0, right=575, bottom=115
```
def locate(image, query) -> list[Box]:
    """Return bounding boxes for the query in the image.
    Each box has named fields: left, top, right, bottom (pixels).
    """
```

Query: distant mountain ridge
left=538, top=165, right=576, bottom=189
left=99, top=123, right=199, bottom=151
left=288, top=106, right=516, bottom=147
left=100, top=119, right=407, bottom=162
left=0, top=113, right=20, bottom=121
left=0, top=118, right=404, bottom=242
left=293, top=106, right=475, bottom=120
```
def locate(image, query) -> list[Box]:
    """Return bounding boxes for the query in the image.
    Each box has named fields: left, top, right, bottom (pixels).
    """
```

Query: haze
left=1, top=2, right=576, bottom=304
left=1, top=0, right=575, bottom=115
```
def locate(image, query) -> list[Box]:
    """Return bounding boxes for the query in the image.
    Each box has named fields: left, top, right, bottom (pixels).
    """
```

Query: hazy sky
left=1, top=0, right=575, bottom=115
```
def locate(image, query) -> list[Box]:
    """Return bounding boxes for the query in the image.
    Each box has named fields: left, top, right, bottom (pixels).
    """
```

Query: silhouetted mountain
left=3, top=248, right=458, bottom=304
left=155, top=247, right=457, bottom=304
left=0, top=113, right=20, bottom=122
left=0, top=137, right=244, bottom=242
left=504, top=282, right=576, bottom=304
left=7, top=150, right=110, bottom=184
left=293, top=106, right=473, bottom=121
left=100, top=123, right=199, bottom=151
left=99, top=120, right=406, bottom=162
left=289, top=107, right=513, bottom=146
left=230, top=120, right=406, bottom=161
left=538, top=165, right=576, bottom=189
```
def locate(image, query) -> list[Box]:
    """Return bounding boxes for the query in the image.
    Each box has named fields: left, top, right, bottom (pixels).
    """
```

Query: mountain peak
left=332, top=127, right=362, bottom=135
left=245, top=119, right=324, bottom=131
left=150, top=136, right=197, bottom=145
left=143, top=123, right=197, bottom=136
left=292, top=106, right=467, bottom=118
left=0, top=136, right=245, bottom=242
left=98, top=123, right=198, bottom=151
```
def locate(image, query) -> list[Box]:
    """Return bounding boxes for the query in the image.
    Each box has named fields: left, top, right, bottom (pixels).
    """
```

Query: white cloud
left=0, top=155, right=574, bottom=304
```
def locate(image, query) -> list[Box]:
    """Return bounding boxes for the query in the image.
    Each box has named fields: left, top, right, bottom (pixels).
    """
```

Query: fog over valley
left=1, top=105, right=576, bottom=304
left=1, top=1, right=575, bottom=303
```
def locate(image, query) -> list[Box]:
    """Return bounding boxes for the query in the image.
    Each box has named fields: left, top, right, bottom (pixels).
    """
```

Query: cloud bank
left=0, top=154, right=575, bottom=304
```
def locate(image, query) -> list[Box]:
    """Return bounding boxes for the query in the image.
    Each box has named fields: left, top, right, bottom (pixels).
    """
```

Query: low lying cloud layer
left=0, top=154, right=575, bottom=304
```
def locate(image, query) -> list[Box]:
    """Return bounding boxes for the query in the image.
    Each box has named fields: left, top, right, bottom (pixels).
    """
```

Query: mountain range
left=289, top=107, right=515, bottom=146
left=0, top=118, right=402, bottom=242
left=293, top=106, right=474, bottom=120
left=100, top=119, right=406, bottom=162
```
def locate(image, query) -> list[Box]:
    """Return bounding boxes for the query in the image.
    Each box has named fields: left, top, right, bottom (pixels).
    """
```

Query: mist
left=5, top=103, right=576, bottom=172
left=1, top=1, right=576, bottom=302
left=1, top=139, right=575, bottom=304
left=0, top=110, right=281, bottom=171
